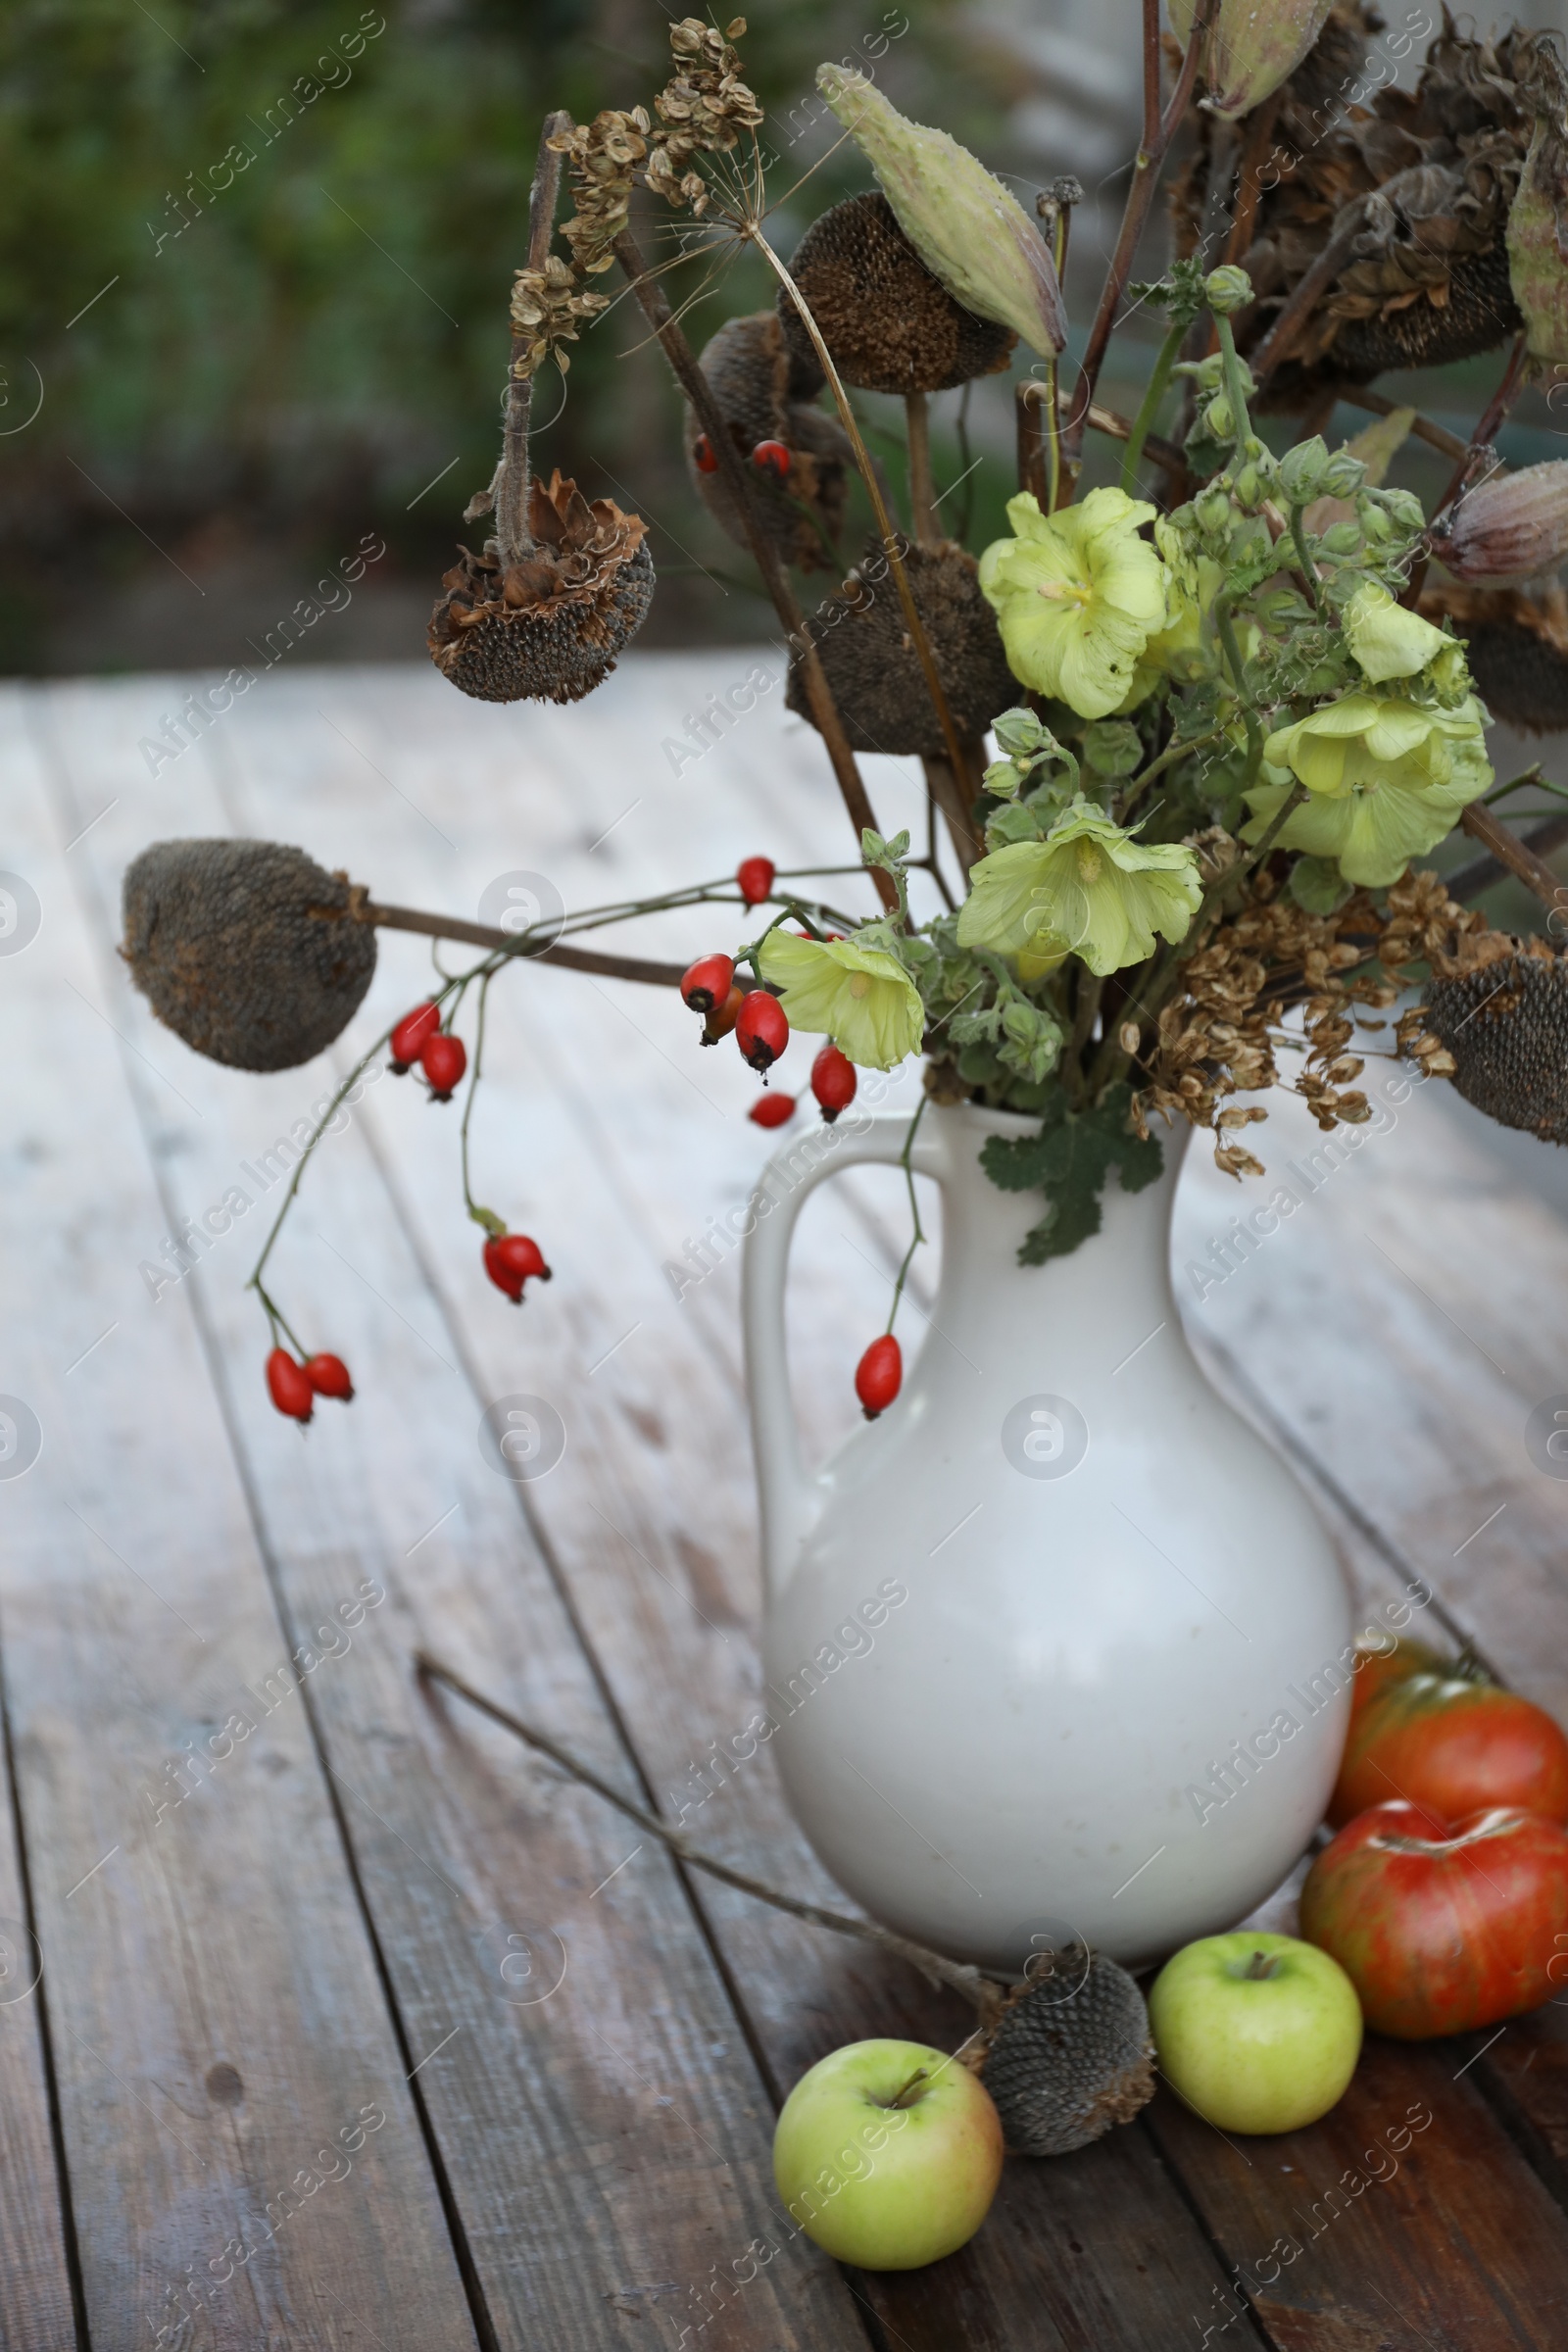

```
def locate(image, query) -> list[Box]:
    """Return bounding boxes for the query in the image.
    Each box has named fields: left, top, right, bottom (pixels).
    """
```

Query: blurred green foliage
left=0, top=0, right=1000, bottom=664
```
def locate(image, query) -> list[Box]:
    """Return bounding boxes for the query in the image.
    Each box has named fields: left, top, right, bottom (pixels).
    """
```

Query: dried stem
left=414, top=1651, right=997, bottom=2007
left=1222, top=90, right=1283, bottom=267
left=1457, top=803, right=1568, bottom=916
left=752, top=226, right=978, bottom=808
left=1446, top=812, right=1568, bottom=902
left=1248, top=204, right=1368, bottom=388
left=1062, top=0, right=1217, bottom=479
left=499, top=112, right=570, bottom=567
left=352, top=900, right=689, bottom=987
left=612, top=225, right=896, bottom=914
left=922, top=752, right=985, bottom=875
left=906, top=391, right=938, bottom=546
left=1434, top=330, right=1531, bottom=520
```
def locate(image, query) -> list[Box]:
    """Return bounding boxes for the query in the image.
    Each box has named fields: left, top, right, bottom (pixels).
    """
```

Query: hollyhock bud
left=1169, top=0, right=1335, bottom=121
left=1204, top=266, right=1253, bottom=317
left=1430, top=463, right=1568, bottom=586
left=815, top=67, right=1065, bottom=357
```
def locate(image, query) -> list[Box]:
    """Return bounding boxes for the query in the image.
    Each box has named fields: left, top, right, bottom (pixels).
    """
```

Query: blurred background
left=4, top=0, right=1568, bottom=680
left=9, top=0, right=1568, bottom=683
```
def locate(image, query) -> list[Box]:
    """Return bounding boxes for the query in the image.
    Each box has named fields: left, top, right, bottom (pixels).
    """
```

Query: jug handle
left=741, top=1108, right=941, bottom=1602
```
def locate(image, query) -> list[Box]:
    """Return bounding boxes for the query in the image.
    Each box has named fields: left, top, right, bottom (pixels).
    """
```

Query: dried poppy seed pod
left=784, top=541, right=1016, bottom=757
left=427, top=471, right=655, bottom=704
left=973, top=1948, right=1154, bottom=2156
left=122, top=839, right=376, bottom=1071
left=684, top=312, right=852, bottom=575
left=1430, top=463, right=1568, bottom=587
left=777, top=192, right=1015, bottom=396
left=1171, top=0, right=1334, bottom=119
left=816, top=67, right=1064, bottom=358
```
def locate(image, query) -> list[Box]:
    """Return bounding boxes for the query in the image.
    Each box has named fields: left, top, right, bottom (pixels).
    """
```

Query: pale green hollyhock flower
left=1244, top=693, right=1492, bottom=885
left=756, top=930, right=924, bottom=1070
left=979, top=489, right=1170, bottom=721
left=956, top=800, right=1204, bottom=978
left=1343, top=580, right=1459, bottom=684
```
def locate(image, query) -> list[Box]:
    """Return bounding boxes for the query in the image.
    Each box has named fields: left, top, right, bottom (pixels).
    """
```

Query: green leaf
left=984, top=1083, right=1163, bottom=1261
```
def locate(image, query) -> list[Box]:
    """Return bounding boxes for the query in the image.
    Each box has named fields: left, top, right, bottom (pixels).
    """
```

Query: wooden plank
left=7, top=685, right=478, bottom=2350
left=1175, top=1076, right=1568, bottom=2257
left=186, top=655, right=1253, bottom=2346
left=46, top=672, right=872, bottom=2352
left=0, top=1699, right=79, bottom=2342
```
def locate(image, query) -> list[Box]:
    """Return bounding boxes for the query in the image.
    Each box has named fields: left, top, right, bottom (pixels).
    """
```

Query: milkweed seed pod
left=684, top=313, right=852, bottom=574
left=972, top=1949, right=1154, bottom=2156
left=1236, top=21, right=1559, bottom=403
left=1419, top=579, right=1568, bottom=735
left=1169, top=0, right=1335, bottom=122
left=1429, top=462, right=1568, bottom=586
left=427, top=471, right=654, bottom=705
left=785, top=541, right=1017, bottom=756
left=121, top=839, right=376, bottom=1071
left=1422, top=944, right=1568, bottom=1144
left=776, top=192, right=1016, bottom=396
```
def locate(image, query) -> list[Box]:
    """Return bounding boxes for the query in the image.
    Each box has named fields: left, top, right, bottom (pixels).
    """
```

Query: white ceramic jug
left=742, top=1100, right=1351, bottom=1974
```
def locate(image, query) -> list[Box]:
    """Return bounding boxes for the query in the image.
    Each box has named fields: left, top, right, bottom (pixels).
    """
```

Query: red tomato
left=1300, top=1800, right=1568, bottom=2038
left=1346, top=1630, right=1450, bottom=1733
left=1329, top=1672, right=1568, bottom=1828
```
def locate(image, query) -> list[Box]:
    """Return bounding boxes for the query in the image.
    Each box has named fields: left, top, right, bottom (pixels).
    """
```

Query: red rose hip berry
left=694, top=432, right=719, bottom=474
left=681, top=954, right=735, bottom=1015
left=305, top=1352, right=355, bottom=1402
left=736, top=857, right=775, bottom=906
left=703, top=982, right=746, bottom=1046
left=749, top=1092, right=796, bottom=1128
left=390, top=1001, right=441, bottom=1073
left=420, top=1032, right=466, bottom=1100
left=810, top=1043, right=858, bottom=1123
left=752, top=439, right=791, bottom=480
left=855, top=1335, right=902, bottom=1420
left=267, top=1348, right=316, bottom=1423
left=483, top=1233, right=553, bottom=1303
left=735, top=990, right=788, bottom=1073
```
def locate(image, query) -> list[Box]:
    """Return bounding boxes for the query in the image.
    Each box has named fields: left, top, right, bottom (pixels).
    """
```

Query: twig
left=922, top=752, right=985, bottom=876
left=1432, top=330, right=1530, bottom=522
left=1222, top=89, right=1283, bottom=268
left=753, top=226, right=979, bottom=814
left=1457, top=803, right=1568, bottom=917
left=1331, top=383, right=1468, bottom=465
left=1062, top=0, right=1217, bottom=477
left=498, top=113, right=570, bottom=567
left=414, top=1651, right=998, bottom=2008
left=1445, top=812, right=1568, bottom=902
left=612, top=226, right=897, bottom=914
left=1248, top=203, right=1368, bottom=388
left=350, top=900, right=689, bottom=987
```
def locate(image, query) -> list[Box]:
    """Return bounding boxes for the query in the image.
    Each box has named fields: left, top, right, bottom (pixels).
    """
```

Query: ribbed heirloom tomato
left=1329, top=1669, right=1568, bottom=1827
left=1301, top=1800, right=1568, bottom=2038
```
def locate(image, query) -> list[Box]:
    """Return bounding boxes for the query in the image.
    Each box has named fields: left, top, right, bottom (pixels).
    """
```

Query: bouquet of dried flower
left=122, top=5, right=1568, bottom=1413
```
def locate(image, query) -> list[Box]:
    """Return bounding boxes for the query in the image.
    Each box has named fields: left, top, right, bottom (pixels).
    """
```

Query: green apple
left=772, top=2038, right=1004, bottom=2270
left=1149, top=1931, right=1362, bottom=2134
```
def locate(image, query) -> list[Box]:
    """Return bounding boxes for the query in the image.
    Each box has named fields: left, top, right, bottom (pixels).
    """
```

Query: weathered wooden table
left=4, top=655, right=1567, bottom=2349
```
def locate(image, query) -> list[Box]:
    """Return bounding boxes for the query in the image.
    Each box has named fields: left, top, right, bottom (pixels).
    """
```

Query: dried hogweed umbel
left=1136, top=868, right=1494, bottom=1176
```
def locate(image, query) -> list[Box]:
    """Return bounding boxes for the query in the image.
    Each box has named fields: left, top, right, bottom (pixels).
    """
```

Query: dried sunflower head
left=1419, top=938, right=1568, bottom=1142
left=1234, top=19, right=1561, bottom=399
left=785, top=541, right=1017, bottom=755
left=685, top=312, right=851, bottom=574
left=971, top=1949, right=1154, bottom=2157
left=428, top=471, right=654, bottom=705
left=1419, top=578, right=1568, bottom=737
left=122, top=839, right=375, bottom=1071
left=778, top=192, right=1017, bottom=396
